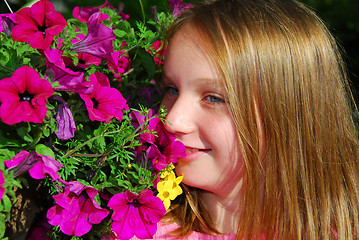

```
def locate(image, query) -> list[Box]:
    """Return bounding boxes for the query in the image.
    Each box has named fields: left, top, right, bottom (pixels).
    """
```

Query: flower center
left=79, top=59, right=86, bottom=65
left=19, top=91, right=34, bottom=102
left=163, top=191, right=170, bottom=198
left=92, top=98, right=99, bottom=109
left=128, top=199, right=141, bottom=208
left=38, top=25, right=47, bottom=35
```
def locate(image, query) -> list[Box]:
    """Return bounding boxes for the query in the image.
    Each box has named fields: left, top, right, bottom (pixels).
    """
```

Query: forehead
left=163, top=24, right=219, bottom=79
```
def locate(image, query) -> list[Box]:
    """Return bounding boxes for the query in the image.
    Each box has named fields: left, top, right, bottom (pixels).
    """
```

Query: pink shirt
left=132, top=222, right=236, bottom=240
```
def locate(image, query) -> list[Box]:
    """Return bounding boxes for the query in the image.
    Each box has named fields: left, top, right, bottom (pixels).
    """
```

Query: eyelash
left=165, top=85, right=225, bottom=104
left=205, top=95, right=224, bottom=104
left=165, top=86, right=178, bottom=96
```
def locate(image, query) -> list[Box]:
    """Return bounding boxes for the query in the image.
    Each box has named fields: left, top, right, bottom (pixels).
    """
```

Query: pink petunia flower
left=72, top=12, right=116, bottom=67
left=59, top=34, right=102, bottom=70
left=168, top=0, right=192, bottom=17
left=109, top=50, right=130, bottom=80
left=149, top=40, right=167, bottom=65
left=47, top=181, right=110, bottom=236
left=108, top=42, right=131, bottom=81
left=44, top=48, right=94, bottom=94
left=0, top=66, right=54, bottom=125
left=4, top=150, right=63, bottom=180
left=72, top=0, right=115, bottom=23
left=107, top=189, right=166, bottom=240
left=80, top=72, right=128, bottom=123
left=0, top=171, right=5, bottom=200
left=11, top=0, right=67, bottom=50
left=130, top=110, right=186, bottom=172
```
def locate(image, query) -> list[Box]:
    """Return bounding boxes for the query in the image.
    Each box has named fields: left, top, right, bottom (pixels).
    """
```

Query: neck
left=202, top=189, right=241, bottom=234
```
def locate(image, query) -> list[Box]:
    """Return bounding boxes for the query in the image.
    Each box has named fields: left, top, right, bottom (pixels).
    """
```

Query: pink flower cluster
left=130, top=110, right=186, bottom=182
left=0, top=0, right=129, bottom=132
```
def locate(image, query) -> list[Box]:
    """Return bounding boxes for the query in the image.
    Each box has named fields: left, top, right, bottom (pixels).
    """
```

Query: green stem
left=64, top=134, right=103, bottom=158
left=139, top=0, right=145, bottom=23
left=24, top=127, right=43, bottom=150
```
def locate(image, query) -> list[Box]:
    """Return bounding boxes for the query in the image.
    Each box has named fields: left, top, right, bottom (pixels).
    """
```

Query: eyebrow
left=162, top=72, right=222, bottom=87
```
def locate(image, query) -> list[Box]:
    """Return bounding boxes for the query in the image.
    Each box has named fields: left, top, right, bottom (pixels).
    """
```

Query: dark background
left=1, top=0, right=359, bottom=103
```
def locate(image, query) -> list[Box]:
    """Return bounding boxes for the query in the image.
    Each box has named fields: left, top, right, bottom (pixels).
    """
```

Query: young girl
left=153, top=0, right=359, bottom=239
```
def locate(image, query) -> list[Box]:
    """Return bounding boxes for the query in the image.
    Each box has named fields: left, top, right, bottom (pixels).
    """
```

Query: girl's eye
left=206, top=95, right=224, bottom=103
left=165, top=86, right=179, bottom=96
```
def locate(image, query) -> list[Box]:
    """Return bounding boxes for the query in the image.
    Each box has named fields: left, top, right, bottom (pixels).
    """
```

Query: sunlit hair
left=164, top=0, right=359, bottom=239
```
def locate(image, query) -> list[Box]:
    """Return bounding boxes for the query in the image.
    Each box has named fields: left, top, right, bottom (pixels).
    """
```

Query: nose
left=163, top=97, right=195, bottom=135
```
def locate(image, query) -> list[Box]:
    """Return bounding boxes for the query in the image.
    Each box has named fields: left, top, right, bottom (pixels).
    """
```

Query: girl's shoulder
left=142, top=221, right=237, bottom=240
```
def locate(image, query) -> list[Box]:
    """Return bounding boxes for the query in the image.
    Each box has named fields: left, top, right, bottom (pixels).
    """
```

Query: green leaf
left=43, top=127, right=50, bottom=137
left=138, top=50, right=155, bottom=79
left=16, top=123, right=33, bottom=143
left=0, top=195, right=12, bottom=212
left=0, top=214, right=6, bottom=238
left=113, top=29, right=127, bottom=38
left=35, top=144, right=55, bottom=159
left=0, top=149, right=15, bottom=162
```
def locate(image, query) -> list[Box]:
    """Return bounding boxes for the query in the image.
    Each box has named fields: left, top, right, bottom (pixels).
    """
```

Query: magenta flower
left=149, top=40, right=167, bottom=65
left=72, top=12, right=116, bottom=67
left=107, top=189, right=166, bottom=240
left=52, top=95, right=77, bottom=140
left=0, top=171, right=5, bottom=200
left=72, top=1, right=129, bottom=23
left=0, top=66, right=54, bottom=125
left=11, top=0, right=67, bottom=50
left=72, top=0, right=115, bottom=23
left=59, top=34, right=102, bottom=70
left=44, top=48, right=94, bottom=94
left=27, top=217, right=52, bottom=240
left=80, top=72, right=128, bottom=123
left=130, top=110, right=186, bottom=172
left=169, top=0, right=192, bottom=17
left=4, top=150, right=63, bottom=180
left=148, top=121, right=186, bottom=171
left=47, top=181, right=110, bottom=236
left=109, top=50, right=130, bottom=79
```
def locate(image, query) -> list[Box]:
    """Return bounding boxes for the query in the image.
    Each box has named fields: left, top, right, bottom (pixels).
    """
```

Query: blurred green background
left=1, top=0, right=359, bottom=103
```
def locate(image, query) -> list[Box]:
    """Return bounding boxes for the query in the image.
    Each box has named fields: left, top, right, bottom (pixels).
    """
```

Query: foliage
left=0, top=0, right=189, bottom=239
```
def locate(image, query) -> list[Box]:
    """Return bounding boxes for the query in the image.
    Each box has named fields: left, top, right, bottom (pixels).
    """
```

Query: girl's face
left=161, top=25, right=244, bottom=197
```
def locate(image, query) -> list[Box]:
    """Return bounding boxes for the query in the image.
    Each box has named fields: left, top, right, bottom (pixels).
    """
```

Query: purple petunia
left=72, top=12, right=116, bottom=67
left=52, top=95, right=77, bottom=140
left=47, top=181, right=110, bottom=236
left=168, top=0, right=192, bottom=17
left=107, top=189, right=166, bottom=240
left=0, top=13, right=16, bottom=37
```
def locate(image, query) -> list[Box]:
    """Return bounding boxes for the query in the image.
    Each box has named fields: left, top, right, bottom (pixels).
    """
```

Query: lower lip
left=179, top=149, right=210, bottom=162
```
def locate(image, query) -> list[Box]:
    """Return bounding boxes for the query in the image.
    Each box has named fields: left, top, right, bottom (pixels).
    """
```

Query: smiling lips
left=180, top=147, right=210, bottom=162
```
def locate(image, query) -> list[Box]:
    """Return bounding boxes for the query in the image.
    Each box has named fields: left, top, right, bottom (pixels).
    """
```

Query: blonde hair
left=165, top=0, right=359, bottom=239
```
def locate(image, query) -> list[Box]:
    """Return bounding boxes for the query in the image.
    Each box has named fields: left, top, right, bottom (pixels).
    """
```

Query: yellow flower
left=157, top=180, right=178, bottom=210
left=157, top=172, right=184, bottom=210
left=166, top=172, right=183, bottom=195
